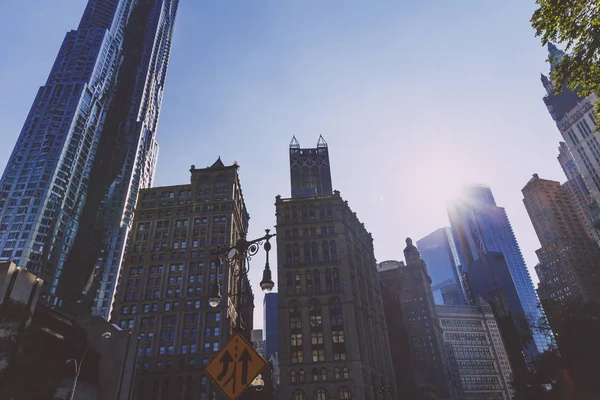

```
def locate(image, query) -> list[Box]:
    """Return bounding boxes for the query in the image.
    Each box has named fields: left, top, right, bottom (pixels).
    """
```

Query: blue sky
left=0, top=0, right=566, bottom=328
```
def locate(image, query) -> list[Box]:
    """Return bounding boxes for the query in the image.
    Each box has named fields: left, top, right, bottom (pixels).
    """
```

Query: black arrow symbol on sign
left=239, top=348, right=253, bottom=385
left=217, top=350, right=234, bottom=381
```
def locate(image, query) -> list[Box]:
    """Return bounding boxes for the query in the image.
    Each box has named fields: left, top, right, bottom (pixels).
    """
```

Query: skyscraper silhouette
left=0, top=0, right=179, bottom=318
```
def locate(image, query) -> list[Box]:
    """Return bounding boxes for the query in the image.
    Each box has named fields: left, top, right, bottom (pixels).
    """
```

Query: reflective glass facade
left=417, top=227, right=466, bottom=305
left=0, top=0, right=179, bottom=319
left=447, top=185, right=552, bottom=362
left=263, top=292, right=278, bottom=361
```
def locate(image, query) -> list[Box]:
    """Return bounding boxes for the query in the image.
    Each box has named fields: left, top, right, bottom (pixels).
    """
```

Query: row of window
left=293, top=387, right=351, bottom=400
left=285, top=241, right=339, bottom=264
left=284, top=226, right=336, bottom=238
left=290, top=366, right=351, bottom=383
left=286, top=269, right=342, bottom=294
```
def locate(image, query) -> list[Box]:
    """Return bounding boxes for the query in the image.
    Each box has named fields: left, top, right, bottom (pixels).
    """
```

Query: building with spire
left=377, top=242, right=459, bottom=400
left=541, top=43, right=600, bottom=245
left=0, top=0, right=180, bottom=319
left=289, top=135, right=333, bottom=198
left=275, top=137, right=396, bottom=400
left=522, top=174, right=600, bottom=306
left=447, top=184, right=552, bottom=368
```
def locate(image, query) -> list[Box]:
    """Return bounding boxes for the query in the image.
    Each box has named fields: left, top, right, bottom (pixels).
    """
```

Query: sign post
left=206, top=333, right=267, bottom=400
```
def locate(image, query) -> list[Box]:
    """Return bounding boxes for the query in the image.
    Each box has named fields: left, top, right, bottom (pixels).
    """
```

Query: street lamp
left=208, top=229, right=276, bottom=329
left=66, top=331, right=112, bottom=400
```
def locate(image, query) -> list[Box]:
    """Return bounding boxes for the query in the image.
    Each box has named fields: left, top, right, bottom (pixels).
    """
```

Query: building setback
left=289, top=136, right=333, bottom=198
left=0, top=0, right=179, bottom=319
left=522, top=174, right=600, bottom=305
left=437, top=301, right=514, bottom=400
left=447, top=184, right=552, bottom=366
left=112, top=159, right=252, bottom=400
left=377, top=244, right=458, bottom=400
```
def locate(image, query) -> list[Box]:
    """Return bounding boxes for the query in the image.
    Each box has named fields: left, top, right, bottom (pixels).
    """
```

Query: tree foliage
left=517, top=299, right=600, bottom=399
left=531, top=0, right=600, bottom=118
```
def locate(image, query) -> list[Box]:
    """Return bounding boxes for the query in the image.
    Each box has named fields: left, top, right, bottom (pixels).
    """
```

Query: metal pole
left=69, top=345, right=90, bottom=400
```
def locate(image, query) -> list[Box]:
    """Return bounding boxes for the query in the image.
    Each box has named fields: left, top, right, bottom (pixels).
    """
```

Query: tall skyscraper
left=447, top=184, right=551, bottom=365
left=542, top=44, right=600, bottom=243
left=275, top=138, right=396, bottom=400
left=264, top=292, right=279, bottom=361
left=112, top=159, right=252, bottom=399
left=0, top=0, right=179, bottom=318
left=437, top=300, right=514, bottom=400
left=417, top=227, right=466, bottom=306
left=522, top=174, right=600, bottom=304
left=378, top=245, right=457, bottom=400
left=289, top=136, right=333, bottom=198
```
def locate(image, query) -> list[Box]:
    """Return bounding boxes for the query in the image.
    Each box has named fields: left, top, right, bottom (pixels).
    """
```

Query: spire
left=210, top=156, right=225, bottom=169
left=317, top=135, right=327, bottom=148
left=403, top=237, right=421, bottom=267
left=541, top=73, right=554, bottom=94
left=547, top=42, right=565, bottom=69
left=290, top=136, right=300, bottom=149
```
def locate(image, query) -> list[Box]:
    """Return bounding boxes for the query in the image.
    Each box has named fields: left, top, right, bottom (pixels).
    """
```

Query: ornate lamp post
left=208, top=229, right=275, bottom=333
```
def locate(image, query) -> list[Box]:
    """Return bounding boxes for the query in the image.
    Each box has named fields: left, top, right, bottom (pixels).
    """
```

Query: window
left=320, top=368, right=327, bottom=381
left=293, top=389, right=306, bottom=400
left=338, top=387, right=351, bottom=399
left=333, top=268, right=341, bottom=292
left=287, top=271, right=293, bottom=293
left=299, top=369, right=305, bottom=383
left=291, top=350, right=304, bottom=364
left=332, top=330, right=344, bottom=343
left=291, top=333, right=303, bottom=347
left=325, top=269, right=332, bottom=292
left=314, top=269, right=321, bottom=293
left=312, top=349, right=325, bottom=362
left=311, top=242, right=318, bottom=263
left=290, top=370, right=297, bottom=383
left=295, top=272, right=301, bottom=294
left=334, top=367, right=341, bottom=380
left=315, top=388, right=327, bottom=400
left=342, top=366, right=350, bottom=379
left=306, top=270, right=313, bottom=293
left=311, top=332, right=323, bottom=345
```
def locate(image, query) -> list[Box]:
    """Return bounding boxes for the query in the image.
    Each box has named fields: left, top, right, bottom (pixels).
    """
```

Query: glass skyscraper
left=263, top=292, right=278, bottom=361
left=0, top=0, right=179, bottom=318
left=447, top=185, right=552, bottom=364
left=416, top=227, right=466, bottom=305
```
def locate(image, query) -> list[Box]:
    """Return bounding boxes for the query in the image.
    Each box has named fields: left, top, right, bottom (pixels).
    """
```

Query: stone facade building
left=522, top=173, right=600, bottom=304
left=377, top=242, right=458, bottom=400
left=111, top=159, right=251, bottom=400
left=437, top=301, right=514, bottom=400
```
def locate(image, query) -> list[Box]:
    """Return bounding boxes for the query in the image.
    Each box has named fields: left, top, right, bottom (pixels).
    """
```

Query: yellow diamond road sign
left=206, top=332, right=267, bottom=400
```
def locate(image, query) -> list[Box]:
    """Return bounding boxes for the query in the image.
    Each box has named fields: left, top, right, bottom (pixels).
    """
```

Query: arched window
left=330, top=240, right=337, bottom=261
left=333, top=268, right=341, bottom=292
left=290, top=370, right=297, bottom=383
left=314, top=269, right=321, bottom=293
left=334, top=367, right=341, bottom=380
left=322, top=241, right=330, bottom=262
left=311, top=242, right=319, bottom=263
left=293, top=389, right=306, bottom=400
left=304, top=243, right=311, bottom=264
left=299, top=369, right=305, bottom=383
left=286, top=271, right=293, bottom=294
left=294, top=272, right=302, bottom=294
left=338, top=387, right=351, bottom=399
left=325, top=269, right=332, bottom=292
left=306, top=270, right=313, bottom=293
left=342, top=366, right=350, bottom=379
left=286, top=244, right=293, bottom=264
left=315, top=388, right=328, bottom=400
left=320, top=368, right=327, bottom=381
